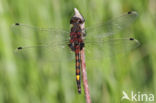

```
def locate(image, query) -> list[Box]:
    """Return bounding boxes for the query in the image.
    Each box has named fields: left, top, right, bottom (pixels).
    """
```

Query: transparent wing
left=11, top=23, right=70, bottom=45
left=12, top=23, right=74, bottom=62
left=83, top=11, right=139, bottom=60
left=14, top=44, right=75, bottom=63
left=86, top=11, right=138, bottom=38
left=84, top=37, right=141, bottom=60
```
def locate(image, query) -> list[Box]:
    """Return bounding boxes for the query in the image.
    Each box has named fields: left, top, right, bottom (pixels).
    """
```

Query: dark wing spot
left=17, top=47, right=23, bottom=50
left=129, top=38, right=134, bottom=40
left=15, top=23, right=20, bottom=26
left=128, top=11, right=132, bottom=14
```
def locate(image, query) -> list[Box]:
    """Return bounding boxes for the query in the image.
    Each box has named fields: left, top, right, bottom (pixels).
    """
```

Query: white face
left=74, top=8, right=84, bottom=20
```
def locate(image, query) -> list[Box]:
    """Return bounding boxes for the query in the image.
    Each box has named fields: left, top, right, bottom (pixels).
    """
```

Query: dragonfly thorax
left=69, top=16, right=85, bottom=51
left=68, top=31, right=85, bottom=51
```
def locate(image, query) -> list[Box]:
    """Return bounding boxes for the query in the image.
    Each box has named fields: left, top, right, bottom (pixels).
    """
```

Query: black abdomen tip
left=129, top=38, right=134, bottom=40
left=78, top=89, right=81, bottom=94
left=15, top=23, right=20, bottom=26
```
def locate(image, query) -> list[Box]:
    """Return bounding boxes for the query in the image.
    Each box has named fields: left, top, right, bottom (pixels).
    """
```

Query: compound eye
left=70, top=18, right=76, bottom=24
left=79, top=20, right=83, bottom=24
left=70, top=19, right=74, bottom=24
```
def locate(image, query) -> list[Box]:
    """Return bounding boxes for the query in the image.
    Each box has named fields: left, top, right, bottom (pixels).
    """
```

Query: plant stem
left=81, top=48, right=91, bottom=103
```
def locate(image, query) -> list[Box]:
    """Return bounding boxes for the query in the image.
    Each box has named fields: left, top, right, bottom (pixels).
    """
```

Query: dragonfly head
left=70, top=8, right=85, bottom=25
left=70, top=17, right=84, bottom=25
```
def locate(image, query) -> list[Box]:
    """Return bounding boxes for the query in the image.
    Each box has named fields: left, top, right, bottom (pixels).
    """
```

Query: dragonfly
left=12, top=8, right=140, bottom=94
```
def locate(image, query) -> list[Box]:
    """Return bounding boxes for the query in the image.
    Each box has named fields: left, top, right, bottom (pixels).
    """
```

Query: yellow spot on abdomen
left=76, top=75, right=80, bottom=80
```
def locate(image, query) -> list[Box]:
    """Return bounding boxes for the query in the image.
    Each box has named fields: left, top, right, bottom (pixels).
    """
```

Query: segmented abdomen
left=75, top=47, right=81, bottom=93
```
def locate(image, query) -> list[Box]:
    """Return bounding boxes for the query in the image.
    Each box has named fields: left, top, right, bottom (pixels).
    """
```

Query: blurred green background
left=0, top=0, right=156, bottom=103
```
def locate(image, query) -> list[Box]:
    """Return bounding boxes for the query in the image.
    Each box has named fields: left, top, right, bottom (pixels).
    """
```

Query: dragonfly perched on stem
left=12, top=8, right=140, bottom=94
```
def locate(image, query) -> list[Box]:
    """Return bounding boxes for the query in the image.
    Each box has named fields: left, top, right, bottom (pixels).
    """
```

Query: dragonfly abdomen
left=75, top=47, right=81, bottom=93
